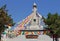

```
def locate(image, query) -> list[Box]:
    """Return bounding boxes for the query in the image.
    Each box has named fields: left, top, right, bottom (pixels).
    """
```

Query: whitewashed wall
left=6, top=35, right=53, bottom=41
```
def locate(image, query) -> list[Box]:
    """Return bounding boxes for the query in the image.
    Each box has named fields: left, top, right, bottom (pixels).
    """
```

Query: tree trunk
left=0, top=34, right=1, bottom=41
left=55, top=36, right=58, bottom=41
left=53, top=34, right=54, bottom=41
left=55, top=38, right=58, bottom=41
left=0, top=29, right=4, bottom=41
left=54, top=34, right=58, bottom=41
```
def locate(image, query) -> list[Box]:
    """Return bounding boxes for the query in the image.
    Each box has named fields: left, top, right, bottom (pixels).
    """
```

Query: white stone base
left=6, top=35, right=53, bottom=41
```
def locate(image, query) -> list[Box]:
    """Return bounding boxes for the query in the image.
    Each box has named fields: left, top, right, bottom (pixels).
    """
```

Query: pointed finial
left=33, top=2, right=36, bottom=6
left=33, top=2, right=37, bottom=8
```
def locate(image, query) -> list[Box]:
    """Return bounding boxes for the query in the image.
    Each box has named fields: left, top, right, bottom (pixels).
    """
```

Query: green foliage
left=0, top=5, right=14, bottom=26
left=0, top=5, right=15, bottom=39
left=44, top=12, right=60, bottom=37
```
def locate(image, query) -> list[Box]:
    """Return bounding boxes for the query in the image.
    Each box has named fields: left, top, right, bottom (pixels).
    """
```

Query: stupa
left=14, top=3, right=43, bottom=31
left=26, top=3, right=43, bottom=30
left=5, top=3, right=47, bottom=39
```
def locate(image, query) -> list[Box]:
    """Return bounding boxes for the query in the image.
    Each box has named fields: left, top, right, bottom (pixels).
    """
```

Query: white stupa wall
left=6, top=35, right=53, bottom=41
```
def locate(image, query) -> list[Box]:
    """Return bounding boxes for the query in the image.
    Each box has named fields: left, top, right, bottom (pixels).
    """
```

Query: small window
left=33, top=19, right=36, bottom=22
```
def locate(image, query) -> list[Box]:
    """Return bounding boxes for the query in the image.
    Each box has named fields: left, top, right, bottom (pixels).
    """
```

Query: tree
left=44, top=12, right=60, bottom=41
left=0, top=5, right=15, bottom=40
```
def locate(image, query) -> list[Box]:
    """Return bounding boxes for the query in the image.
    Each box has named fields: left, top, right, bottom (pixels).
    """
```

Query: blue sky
left=0, top=0, right=60, bottom=23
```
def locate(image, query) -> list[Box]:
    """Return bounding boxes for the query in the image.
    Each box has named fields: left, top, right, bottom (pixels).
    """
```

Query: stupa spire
left=33, top=3, right=37, bottom=12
